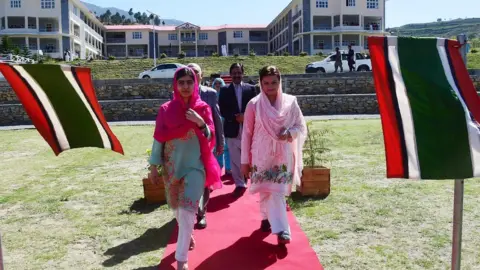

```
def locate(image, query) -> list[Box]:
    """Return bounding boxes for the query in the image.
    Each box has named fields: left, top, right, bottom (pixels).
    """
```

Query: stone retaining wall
left=1, top=72, right=479, bottom=126
left=0, top=95, right=380, bottom=126
left=1, top=73, right=479, bottom=103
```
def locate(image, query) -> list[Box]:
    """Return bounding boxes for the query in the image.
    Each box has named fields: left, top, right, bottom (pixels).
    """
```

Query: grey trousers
left=227, top=138, right=247, bottom=188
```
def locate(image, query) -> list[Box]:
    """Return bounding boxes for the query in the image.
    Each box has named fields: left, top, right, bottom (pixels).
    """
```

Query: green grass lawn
left=468, top=53, right=480, bottom=70
left=58, top=56, right=324, bottom=80
left=49, top=53, right=480, bottom=80
left=1, top=120, right=480, bottom=269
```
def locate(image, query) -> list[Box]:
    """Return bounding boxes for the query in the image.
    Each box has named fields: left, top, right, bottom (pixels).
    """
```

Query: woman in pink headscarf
left=241, top=65, right=307, bottom=245
left=148, top=67, right=221, bottom=269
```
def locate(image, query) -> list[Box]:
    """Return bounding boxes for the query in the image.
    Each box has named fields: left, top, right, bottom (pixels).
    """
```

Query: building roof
left=105, top=23, right=267, bottom=31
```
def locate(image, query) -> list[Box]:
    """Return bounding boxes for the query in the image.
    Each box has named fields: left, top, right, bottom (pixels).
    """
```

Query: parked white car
left=305, top=51, right=371, bottom=74
left=138, top=63, right=186, bottom=79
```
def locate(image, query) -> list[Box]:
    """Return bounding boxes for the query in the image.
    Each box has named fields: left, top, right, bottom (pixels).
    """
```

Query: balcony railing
left=107, top=52, right=127, bottom=57
left=106, top=38, right=126, bottom=43
left=314, top=45, right=333, bottom=50
left=292, top=10, right=302, bottom=21
left=313, top=25, right=332, bottom=31
left=39, top=27, right=59, bottom=33
left=181, top=37, right=196, bottom=42
left=249, top=36, right=268, bottom=42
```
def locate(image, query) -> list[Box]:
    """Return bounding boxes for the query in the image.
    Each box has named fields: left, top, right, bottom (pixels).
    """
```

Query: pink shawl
left=153, top=67, right=222, bottom=190
left=256, top=76, right=307, bottom=187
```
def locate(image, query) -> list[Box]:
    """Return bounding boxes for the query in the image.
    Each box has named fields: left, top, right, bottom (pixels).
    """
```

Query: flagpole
left=0, top=231, right=4, bottom=270
left=451, top=33, right=467, bottom=270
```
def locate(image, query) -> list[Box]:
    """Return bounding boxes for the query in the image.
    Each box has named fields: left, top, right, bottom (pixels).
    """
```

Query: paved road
left=0, top=114, right=380, bottom=131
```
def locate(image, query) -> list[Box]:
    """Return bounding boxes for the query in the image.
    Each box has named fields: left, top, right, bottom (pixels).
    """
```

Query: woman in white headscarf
left=240, top=65, right=307, bottom=245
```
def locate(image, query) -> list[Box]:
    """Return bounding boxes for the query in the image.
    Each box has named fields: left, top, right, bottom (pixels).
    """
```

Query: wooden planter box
left=300, top=166, right=330, bottom=198
left=143, top=176, right=166, bottom=204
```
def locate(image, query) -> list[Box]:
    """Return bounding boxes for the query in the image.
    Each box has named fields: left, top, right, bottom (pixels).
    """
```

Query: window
left=132, top=32, right=142, bottom=39
left=367, top=0, right=378, bottom=9
left=356, top=53, right=365, bottom=60
left=168, top=34, right=177, bottom=40
left=316, top=0, right=328, bottom=8
left=233, top=31, right=243, bottom=38
left=10, top=0, right=21, bottom=8
left=73, top=5, right=78, bottom=15
left=346, top=0, right=355, bottom=6
left=41, top=0, right=55, bottom=9
left=199, top=33, right=208, bottom=40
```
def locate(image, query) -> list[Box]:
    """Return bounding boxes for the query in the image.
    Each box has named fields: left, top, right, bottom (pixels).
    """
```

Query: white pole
left=152, top=20, right=156, bottom=67
left=452, top=33, right=467, bottom=270
left=0, top=231, right=4, bottom=270
left=147, top=10, right=159, bottom=67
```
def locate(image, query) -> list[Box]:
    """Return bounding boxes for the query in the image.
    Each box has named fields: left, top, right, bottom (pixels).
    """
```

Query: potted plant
left=300, top=121, right=331, bottom=198
left=142, top=149, right=166, bottom=204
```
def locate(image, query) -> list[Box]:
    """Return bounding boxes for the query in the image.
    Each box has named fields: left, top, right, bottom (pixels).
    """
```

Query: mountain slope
left=386, top=18, right=480, bottom=38
left=80, top=1, right=184, bottom=26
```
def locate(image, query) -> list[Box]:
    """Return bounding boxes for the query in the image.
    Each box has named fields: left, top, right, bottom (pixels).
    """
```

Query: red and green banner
left=0, top=63, right=123, bottom=156
left=368, top=36, right=480, bottom=180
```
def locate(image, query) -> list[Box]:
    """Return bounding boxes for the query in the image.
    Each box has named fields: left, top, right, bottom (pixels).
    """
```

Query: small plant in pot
left=300, top=121, right=331, bottom=198
left=143, top=149, right=166, bottom=204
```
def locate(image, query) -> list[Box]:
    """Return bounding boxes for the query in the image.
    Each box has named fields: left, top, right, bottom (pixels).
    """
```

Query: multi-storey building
left=1, top=0, right=386, bottom=59
left=0, top=0, right=104, bottom=59
left=104, top=23, right=268, bottom=58
left=268, top=0, right=387, bottom=55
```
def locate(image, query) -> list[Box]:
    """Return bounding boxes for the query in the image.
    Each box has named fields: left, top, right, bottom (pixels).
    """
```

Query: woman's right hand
left=149, top=165, right=160, bottom=185
left=241, top=164, right=251, bottom=179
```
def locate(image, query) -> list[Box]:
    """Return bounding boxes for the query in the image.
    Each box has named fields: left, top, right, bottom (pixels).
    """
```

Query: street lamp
left=147, top=10, right=159, bottom=67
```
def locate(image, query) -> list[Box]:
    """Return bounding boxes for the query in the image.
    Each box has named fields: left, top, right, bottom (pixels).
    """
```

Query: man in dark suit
left=218, top=63, right=257, bottom=197
left=188, top=63, right=224, bottom=229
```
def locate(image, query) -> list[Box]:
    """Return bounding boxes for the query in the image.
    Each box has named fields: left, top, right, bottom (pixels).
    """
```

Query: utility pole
left=147, top=10, right=159, bottom=67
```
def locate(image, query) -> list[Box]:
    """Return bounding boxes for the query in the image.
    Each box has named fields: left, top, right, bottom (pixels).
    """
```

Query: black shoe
left=277, top=231, right=291, bottom=245
left=260, top=219, right=271, bottom=232
left=196, top=215, right=207, bottom=229
left=233, top=187, right=246, bottom=198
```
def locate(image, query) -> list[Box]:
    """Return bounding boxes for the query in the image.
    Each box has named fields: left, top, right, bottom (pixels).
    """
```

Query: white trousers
left=259, top=192, right=291, bottom=235
left=174, top=207, right=196, bottom=262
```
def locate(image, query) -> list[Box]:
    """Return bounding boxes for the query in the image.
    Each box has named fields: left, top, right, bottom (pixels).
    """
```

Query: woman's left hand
left=186, top=109, right=205, bottom=127
left=278, top=128, right=293, bottom=142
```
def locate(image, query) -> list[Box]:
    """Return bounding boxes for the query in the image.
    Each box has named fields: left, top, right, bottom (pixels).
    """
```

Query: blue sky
left=85, top=0, right=478, bottom=28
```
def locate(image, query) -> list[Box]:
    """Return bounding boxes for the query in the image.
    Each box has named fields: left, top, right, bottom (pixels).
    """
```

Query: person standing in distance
left=219, top=63, right=257, bottom=197
left=187, top=63, right=224, bottom=229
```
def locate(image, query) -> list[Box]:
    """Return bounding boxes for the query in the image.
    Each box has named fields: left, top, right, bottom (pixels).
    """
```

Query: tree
left=154, top=16, right=161, bottom=26
left=162, top=21, right=165, bottom=26
left=128, top=8, right=134, bottom=20
left=21, top=45, right=31, bottom=57
left=0, top=36, right=12, bottom=54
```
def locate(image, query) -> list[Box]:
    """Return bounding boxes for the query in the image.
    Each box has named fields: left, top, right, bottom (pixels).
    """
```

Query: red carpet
left=158, top=176, right=324, bottom=270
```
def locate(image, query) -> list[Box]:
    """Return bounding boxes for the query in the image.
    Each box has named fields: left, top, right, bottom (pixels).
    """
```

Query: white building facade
left=1, top=0, right=386, bottom=59
left=104, top=23, right=269, bottom=58
left=0, top=0, right=105, bottom=59
left=268, top=0, right=387, bottom=55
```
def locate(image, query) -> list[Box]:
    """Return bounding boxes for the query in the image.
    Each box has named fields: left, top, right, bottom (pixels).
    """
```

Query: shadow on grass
left=102, top=218, right=176, bottom=267
left=118, top=198, right=167, bottom=215
left=287, top=191, right=329, bottom=210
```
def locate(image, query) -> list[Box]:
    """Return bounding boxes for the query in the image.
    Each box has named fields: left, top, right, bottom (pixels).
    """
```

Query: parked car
left=138, top=63, right=186, bottom=79
left=305, top=51, right=371, bottom=73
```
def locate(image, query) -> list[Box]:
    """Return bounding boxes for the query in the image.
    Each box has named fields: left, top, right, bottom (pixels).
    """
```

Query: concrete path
left=0, top=114, right=380, bottom=131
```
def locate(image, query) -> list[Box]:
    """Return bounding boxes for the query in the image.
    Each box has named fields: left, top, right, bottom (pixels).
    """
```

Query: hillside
left=387, top=18, right=480, bottom=38
left=80, top=1, right=184, bottom=26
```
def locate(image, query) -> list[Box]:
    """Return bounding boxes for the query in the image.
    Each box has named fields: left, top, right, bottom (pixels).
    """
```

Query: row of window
left=10, top=0, right=55, bottom=9
left=316, top=0, right=379, bottom=9
left=165, top=31, right=244, bottom=41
